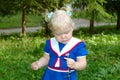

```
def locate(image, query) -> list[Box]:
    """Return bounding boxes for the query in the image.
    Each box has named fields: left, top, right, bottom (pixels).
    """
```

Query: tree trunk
left=44, top=9, right=52, bottom=37
left=22, top=5, right=27, bottom=36
left=89, top=11, right=95, bottom=34
left=90, top=19, right=94, bottom=33
left=44, top=20, right=52, bottom=36
left=116, top=12, right=120, bottom=30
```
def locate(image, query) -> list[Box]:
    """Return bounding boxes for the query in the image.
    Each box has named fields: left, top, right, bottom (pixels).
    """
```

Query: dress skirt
left=41, top=67, right=77, bottom=80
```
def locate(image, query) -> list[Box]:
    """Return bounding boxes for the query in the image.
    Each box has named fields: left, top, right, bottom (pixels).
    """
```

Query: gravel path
left=0, top=18, right=116, bottom=35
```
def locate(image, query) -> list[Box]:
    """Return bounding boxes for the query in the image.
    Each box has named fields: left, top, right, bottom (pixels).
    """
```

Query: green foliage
left=72, top=10, right=89, bottom=19
left=76, top=26, right=119, bottom=79
left=74, top=26, right=120, bottom=80
left=0, top=26, right=120, bottom=80
left=0, top=36, right=46, bottom=80
left=104, top=0, right=120, bottom=14
left=72, top=0, right=112, bottom=21
left=0, top=0, right=19, bottom=16
left=87, top=0, right=112, bottom=20
left=0, top=0, right=68, bottom=17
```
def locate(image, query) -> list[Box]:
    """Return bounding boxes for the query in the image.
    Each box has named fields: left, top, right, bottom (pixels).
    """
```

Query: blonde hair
left=48, top=10, right=74, bottom=34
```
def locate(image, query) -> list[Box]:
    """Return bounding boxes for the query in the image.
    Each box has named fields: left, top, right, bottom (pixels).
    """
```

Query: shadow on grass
left=73, top=25, right=120, bottom=36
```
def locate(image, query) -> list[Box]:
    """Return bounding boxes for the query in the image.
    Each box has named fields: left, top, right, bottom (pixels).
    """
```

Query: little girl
left=31, top=10, right=88, bottom=80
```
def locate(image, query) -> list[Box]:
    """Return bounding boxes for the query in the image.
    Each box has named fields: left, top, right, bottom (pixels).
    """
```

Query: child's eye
left=54, top=33, right=62, bottom=36
left=54, top=31, right=70, bottom=36
left=64, top=31, right=69, bottom=34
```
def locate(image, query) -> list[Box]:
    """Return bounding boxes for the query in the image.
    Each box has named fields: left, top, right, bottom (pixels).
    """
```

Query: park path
left=0, top=18, right=116, bottom=35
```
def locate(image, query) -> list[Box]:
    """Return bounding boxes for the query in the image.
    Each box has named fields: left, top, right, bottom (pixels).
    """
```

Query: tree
left=0, top=0, right=18, bottom=16
left=0, top=0, right=69, bottom=36
left=72, top=0, right=111, bottom=34
left=87, top=0, right=111, bottom=34
left=0, top=0, right=37, bottom=36
left=72, top=0, right=87, bottom=10
left=104, top=0, right=120, bottom=30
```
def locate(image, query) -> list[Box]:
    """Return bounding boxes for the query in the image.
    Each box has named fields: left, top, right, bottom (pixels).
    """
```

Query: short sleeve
left=75, top=42, right=88, bottom=57
left=44, top=40, right=50, bottom=55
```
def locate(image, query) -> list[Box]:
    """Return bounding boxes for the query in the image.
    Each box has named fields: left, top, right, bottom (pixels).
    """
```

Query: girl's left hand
left=64, top=58, right=76, bottom=69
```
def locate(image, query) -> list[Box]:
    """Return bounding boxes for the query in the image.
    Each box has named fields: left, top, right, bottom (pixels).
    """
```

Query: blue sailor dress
left=41, top=37, right=88, bottom=80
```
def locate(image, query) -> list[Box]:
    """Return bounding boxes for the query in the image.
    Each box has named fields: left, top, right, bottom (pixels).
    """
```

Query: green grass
left=0, top=13, right=43, bottom=29
left=0, top=36, right=46, bottom=80
left=0, top=26, right=120, bottom=80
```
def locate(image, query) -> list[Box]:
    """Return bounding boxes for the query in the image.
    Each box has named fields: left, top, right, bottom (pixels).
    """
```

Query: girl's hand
left=64, top=58, right=76, bottom=69
left=31, top=61, right=39, bottom=70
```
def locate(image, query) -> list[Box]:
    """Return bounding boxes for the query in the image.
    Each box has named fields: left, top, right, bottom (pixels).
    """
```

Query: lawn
left=0, top=13, right=43, bottom=29
left=0, top=26, right=120, bottom=80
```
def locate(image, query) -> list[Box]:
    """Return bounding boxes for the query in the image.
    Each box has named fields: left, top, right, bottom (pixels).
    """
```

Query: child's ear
left=52, top=32, right=55, bottom=36
left=72, top=27, right=74, bottom=31
left=71, top=23, right=75, bottom=29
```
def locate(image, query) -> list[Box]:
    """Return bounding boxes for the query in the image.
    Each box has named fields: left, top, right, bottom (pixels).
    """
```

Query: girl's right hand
left=31, top=61, right=39, bottom=70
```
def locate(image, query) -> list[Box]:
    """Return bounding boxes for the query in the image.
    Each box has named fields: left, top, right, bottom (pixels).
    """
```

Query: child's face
left=53, top=29, right=73, bottom=44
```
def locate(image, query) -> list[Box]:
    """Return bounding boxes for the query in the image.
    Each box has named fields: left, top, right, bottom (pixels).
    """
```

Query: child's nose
left=61, top=34, right=66, bottom=38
